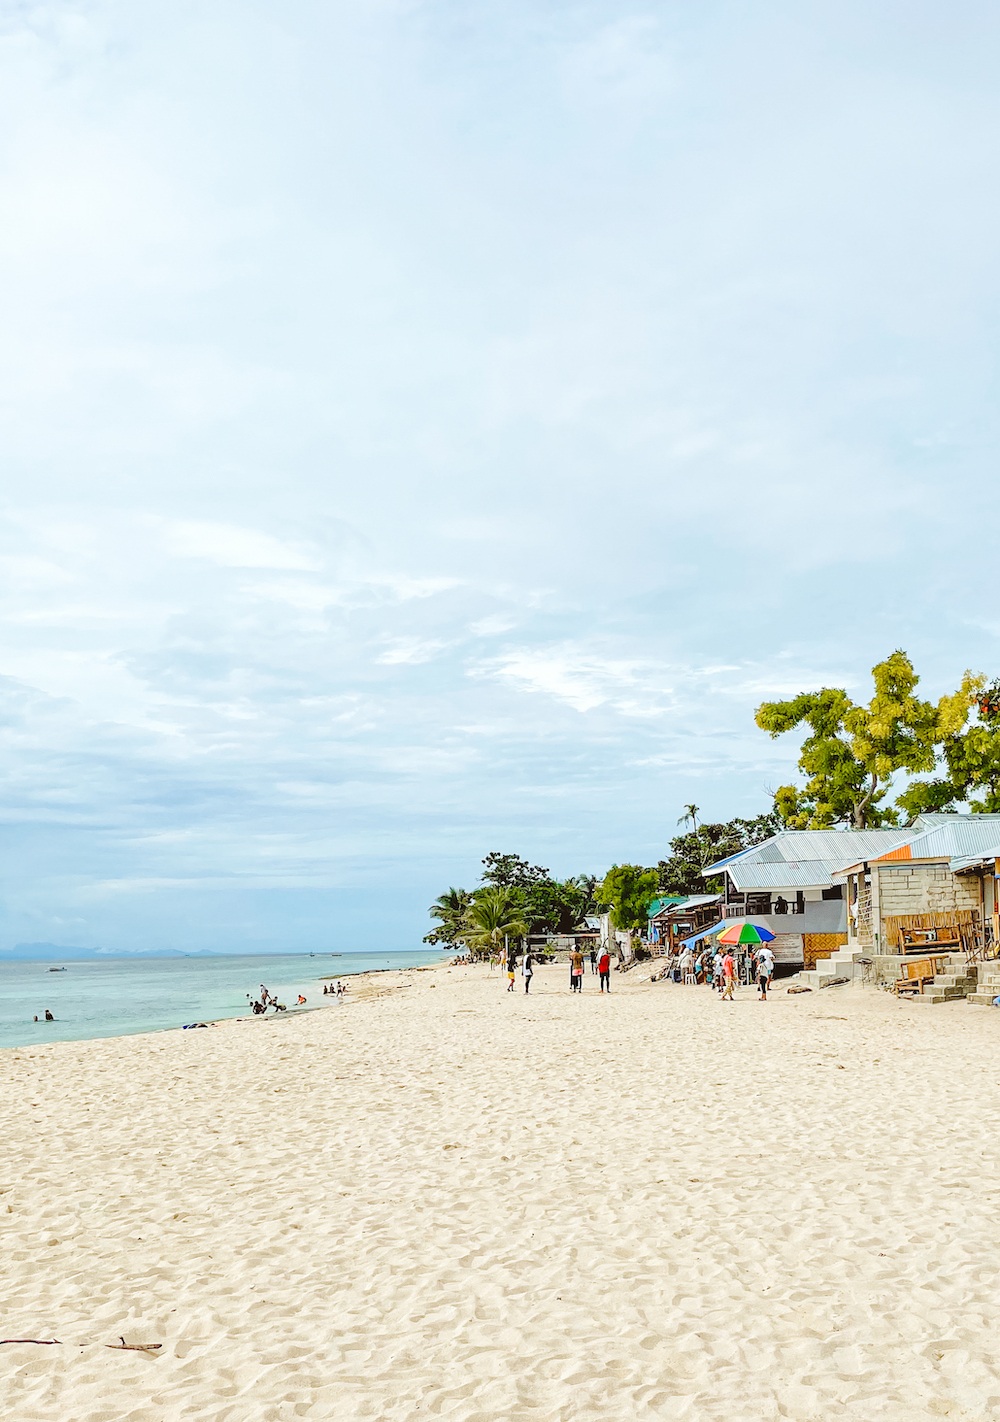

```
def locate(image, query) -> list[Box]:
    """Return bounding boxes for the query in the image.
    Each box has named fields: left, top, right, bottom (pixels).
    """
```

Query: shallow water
left=0, top=949, right=449, bottom=1049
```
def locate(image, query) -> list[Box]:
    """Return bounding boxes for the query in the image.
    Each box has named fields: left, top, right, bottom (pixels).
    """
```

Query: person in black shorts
left=598, top=949, right=611, bottom=993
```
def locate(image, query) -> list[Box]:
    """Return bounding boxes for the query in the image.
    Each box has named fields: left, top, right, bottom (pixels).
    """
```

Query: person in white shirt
left=756, top=946, right=775, bottom=999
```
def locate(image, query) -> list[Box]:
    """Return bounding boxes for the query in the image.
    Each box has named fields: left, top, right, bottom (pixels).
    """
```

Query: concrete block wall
left=876, top=864, right=981, bottom=920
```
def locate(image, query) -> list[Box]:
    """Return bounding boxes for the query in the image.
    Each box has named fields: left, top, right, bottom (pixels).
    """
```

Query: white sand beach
left=2, top=962, right=1000, bottom=1421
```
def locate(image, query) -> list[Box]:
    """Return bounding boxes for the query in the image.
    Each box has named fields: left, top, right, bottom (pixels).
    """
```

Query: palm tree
left=426, top=887, right=472, bottom=947
left=463, top=886, right=527, bottom=959
left=678, top=804, right=706, bottom=869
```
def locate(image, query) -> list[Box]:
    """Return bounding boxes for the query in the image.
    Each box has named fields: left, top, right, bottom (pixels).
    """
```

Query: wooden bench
left=898, top=927, right=961, bottom=953
left=894, top=955, right=948, bottom=996
left=886, top=911, right=982, bottom=961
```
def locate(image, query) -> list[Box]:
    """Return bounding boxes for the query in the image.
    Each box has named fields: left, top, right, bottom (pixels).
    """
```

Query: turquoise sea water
left=0, top=950, right=450, bottom=1050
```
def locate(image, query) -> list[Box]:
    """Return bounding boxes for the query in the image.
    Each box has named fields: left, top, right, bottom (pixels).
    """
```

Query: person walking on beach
left=590, top=947, right=597, bottom=975
left=507, top=954, right=517, bottom=992
left=721, top=950, right=736, bottom=1001
left=570, top=947, right=584, bottom=992
left=713, top=949, right=725, bottom=995
left=598, top=949, right=611, bottom=993
left=756, top=944, right=775, bottom=999
left=522, top=952, right=533, bottom=993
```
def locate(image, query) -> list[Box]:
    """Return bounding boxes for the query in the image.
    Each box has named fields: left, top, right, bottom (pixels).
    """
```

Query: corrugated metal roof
left=650, top=893, right=720, bottom=917
left=950, top=848, right=1000, bottom=872
left=914, top=813, right=1000, bottom=826
left=646, top=896, right=687, bottom=917
left=701, top=849, right=744, bottom=872
left=703, top=829, right=914, bottom=877
left=871, top=819, right=1000, bottom=864
left=725, top=861, right=844, bottom=890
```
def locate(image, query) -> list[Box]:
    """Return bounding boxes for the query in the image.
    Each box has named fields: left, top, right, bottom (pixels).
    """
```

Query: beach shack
left=702, top=828, right=916, bottom=970
left=648, top=894, right=723, bottom=957
left=834, top=813, right=1000, bottom=961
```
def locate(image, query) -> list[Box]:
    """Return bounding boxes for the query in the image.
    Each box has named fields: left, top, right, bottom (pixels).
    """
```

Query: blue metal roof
left=680, top=919, right=726, bottom=946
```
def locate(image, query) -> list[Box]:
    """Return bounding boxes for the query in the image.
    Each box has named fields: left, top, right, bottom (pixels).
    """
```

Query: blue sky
left=1, top=1, right=999, bottom=953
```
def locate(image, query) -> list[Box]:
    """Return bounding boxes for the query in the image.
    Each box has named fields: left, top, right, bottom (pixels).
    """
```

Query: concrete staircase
left=904, top=968, right=977, bottom=1005
left=797, top=951, right=978, bottom=1002
left=967, top=963, right=1000, bottom=1007
left=798, top=950, right=866, bottom=990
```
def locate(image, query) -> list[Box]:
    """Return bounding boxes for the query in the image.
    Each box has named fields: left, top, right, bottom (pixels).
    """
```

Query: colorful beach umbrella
left=717, top=922, right=776, bottom=945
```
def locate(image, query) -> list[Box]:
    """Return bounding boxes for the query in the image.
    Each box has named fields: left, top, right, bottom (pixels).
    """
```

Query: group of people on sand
left=322, top=980, right=348, bottom=998
left=658, top=944, right=775, bottom=1000
left=501, top=947, right=612, bottom=995
left=567, top=945, right=612, bottom=993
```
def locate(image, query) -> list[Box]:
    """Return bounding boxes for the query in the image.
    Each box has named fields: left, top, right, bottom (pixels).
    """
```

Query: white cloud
left=164, top=521, right=320, bottom=570
left=376, top=638, right=449, bottom=665
left=0, top=1, right=995, bottom=951
left=475, top=647, right=656, bottom=713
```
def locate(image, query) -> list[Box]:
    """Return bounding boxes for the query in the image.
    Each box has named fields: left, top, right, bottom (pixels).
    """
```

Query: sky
left=1, top=0, right=999, bottom=953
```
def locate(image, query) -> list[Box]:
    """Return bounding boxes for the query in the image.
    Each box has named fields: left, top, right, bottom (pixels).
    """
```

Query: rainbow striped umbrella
left=717, top=922, right=776, bottom=945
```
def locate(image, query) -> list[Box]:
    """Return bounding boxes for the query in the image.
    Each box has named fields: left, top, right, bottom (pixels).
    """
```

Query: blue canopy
left=679, top=919, right=725, bottom=946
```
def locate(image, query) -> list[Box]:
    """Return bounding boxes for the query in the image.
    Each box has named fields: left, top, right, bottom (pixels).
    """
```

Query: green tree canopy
left=423, top=886, right=473, bottom=947
left=596, top=864, right=658, bottom=933
left=480, top=852, right=550, bottom=888
left=425, top=857, right=599, bottom=950
left=656, top=811, right=782, bottom=894
left=756, top=650, right=946, bottom=829
left=463, top=886, right=527, bottom=957
left=895, top=672, right=1000, bottom=817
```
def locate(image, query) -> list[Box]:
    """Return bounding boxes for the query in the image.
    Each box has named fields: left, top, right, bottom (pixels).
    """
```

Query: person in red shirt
left=721, top=951, right=736, bottom=1001
left=598, top=950, right=611, bottom=993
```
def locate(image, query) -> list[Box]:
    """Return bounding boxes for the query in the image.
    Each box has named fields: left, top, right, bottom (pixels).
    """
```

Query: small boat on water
left=48, top=967, right=67, bottom=972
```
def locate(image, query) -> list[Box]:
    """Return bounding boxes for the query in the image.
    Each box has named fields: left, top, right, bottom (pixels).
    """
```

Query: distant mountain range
left=1, top=943, right=210, bottom=961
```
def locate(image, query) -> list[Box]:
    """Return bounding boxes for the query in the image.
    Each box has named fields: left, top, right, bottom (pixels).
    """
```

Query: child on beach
left=507, top=958, right=516, bottom=992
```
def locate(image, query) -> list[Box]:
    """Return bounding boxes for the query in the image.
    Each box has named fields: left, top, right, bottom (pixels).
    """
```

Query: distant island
left=1, top=942, right=209, bottom=962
